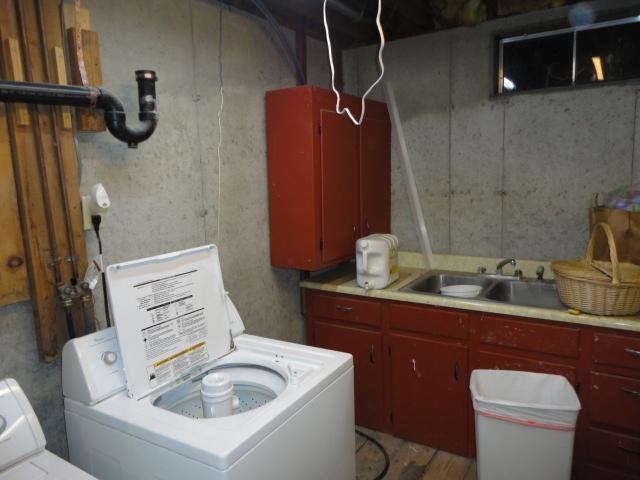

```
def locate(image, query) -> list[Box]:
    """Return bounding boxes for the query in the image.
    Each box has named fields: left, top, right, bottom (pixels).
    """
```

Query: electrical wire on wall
left=323, top=0, right=386, bottom=126
left=216, top=4, right=224, bottom=245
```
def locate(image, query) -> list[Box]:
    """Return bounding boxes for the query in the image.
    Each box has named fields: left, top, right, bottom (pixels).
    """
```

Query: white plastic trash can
left=470, top=370, right=581, bottom=480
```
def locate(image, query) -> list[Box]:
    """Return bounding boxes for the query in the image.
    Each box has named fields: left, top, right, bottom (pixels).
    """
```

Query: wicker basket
left=551, top=223, right=640, bottom=316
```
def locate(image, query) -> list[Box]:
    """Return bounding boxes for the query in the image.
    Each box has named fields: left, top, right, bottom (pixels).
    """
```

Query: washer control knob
left=102, top=351, right=118, bottom=365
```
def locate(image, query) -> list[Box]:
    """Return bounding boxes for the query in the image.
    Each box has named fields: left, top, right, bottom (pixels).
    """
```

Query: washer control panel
left=62, top=327, right=126, bottom=405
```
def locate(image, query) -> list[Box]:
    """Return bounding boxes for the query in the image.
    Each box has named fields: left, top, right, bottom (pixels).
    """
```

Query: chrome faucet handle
left=477, top=266, right=487, bottom=274
left=514, top=269, right=523, bottom=280
left=536, top=266, right=545, bottom=281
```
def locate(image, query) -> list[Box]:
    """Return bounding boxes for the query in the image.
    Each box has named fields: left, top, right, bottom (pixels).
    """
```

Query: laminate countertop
left=300, top=252, right=640, bottom=333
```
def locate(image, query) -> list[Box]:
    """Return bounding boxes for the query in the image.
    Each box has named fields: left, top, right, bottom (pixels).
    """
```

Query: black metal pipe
left=0, top=80, right=95, bottom=106
left=0, top=69, right=159, bottom=148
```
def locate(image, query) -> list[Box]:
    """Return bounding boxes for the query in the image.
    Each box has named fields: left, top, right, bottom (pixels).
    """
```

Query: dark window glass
left=576, top=22, right=640, bottom=84
left=502, top=33, right=573, bottom=92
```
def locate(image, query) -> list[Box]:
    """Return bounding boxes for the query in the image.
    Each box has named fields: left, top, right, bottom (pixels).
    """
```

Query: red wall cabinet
left=266, top=86, right=390, bottom=270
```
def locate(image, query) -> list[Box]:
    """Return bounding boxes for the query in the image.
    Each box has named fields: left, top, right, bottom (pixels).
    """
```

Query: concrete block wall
left=345, top=0, right=640, bottom=260
left=0, top=0, right=330, bottom=457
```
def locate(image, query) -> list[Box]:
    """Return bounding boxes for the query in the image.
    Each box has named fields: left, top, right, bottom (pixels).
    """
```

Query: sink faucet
left=496, top=258, right=516, bottom=275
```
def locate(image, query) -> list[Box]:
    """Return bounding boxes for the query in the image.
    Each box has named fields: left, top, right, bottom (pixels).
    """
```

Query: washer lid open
left=106, top=245, right=243, bottom=400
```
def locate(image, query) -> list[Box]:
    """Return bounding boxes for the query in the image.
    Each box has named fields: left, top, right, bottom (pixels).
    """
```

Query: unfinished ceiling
left=221, top=0, right=582, bottom=48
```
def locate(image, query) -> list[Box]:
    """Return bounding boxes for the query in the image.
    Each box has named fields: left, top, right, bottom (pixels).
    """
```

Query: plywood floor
left=356, top=427, right=477, bottom=480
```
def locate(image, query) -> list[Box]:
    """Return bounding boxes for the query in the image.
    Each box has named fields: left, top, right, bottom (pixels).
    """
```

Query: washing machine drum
left=153, top=364, right=286, bottom=419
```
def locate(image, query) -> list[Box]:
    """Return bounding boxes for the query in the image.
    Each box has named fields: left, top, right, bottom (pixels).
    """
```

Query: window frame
left=497, top=14, right=640, bottom=94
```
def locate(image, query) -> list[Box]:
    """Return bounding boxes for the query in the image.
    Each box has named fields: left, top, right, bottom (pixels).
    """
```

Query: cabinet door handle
left=336, top=305, right=353, bottom=313
left=369, top=345, right=375, bottom=364
left=622, top=387, right=640, bottom=398
left=453, top=361, right=459, bottom=381
left=624, top=347, right=640, bottom=358
left=411, top=358, right=416, bottom=371
left=618, top=441, right=640, bottom=455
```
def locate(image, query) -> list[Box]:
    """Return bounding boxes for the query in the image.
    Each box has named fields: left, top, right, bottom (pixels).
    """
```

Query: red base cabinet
left=303, top=288, right=640, bottom=478
left=266, top=86, right=390, bottom=271
left=314, top=321, right=385, bottom=431
left=390, top=333, right=468, bottom=455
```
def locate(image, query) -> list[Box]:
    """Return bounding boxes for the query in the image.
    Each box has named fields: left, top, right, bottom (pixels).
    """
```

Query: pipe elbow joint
left=97, top=70, right=159, bottom=148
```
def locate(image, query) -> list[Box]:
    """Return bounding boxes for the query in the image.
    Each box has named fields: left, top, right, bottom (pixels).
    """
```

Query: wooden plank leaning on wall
left=0, top=0, right=94, bottom=361
left=64, top=3, right=105, bottom=132
left=0, top=100, right=29, bottom=306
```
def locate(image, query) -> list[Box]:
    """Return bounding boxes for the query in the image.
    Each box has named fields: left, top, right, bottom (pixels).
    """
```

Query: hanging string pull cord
left=322, top=0, right=386, bottom=126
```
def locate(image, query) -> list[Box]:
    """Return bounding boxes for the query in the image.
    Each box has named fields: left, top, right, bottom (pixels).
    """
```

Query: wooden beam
left=66, top=27, right=105, bottom=131
left=265, top=0, right=372, bottom=40
left=0, top=103, right=29, bottom=307
left=0, top=0, right=59, bottom=360
left=223, top=0, right=370, bottom=42
left=0, top=0, right=95, bottom=359
left=40, top=0, right=94, bottom=337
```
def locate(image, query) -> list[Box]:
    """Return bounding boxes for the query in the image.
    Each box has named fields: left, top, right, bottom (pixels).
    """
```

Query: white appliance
left=356, top=234, right=399, bottom=289
left=0, top=378, right=97, bottom=480
left=62, top=245, right=355, bottom=480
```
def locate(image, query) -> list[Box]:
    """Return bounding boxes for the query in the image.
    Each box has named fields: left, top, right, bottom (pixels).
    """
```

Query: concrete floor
left=356, top=428, right=477, bottom=480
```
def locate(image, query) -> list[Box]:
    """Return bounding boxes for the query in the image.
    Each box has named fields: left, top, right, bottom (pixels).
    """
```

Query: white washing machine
left=0, top=378, right=98, bottom=480
left=62, top=245, right=356, bottom=480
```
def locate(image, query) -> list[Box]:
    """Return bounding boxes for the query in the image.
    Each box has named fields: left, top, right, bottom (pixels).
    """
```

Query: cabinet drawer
left=590, top=372, right=640, bottom=433
left=588, top=427, right=640, bottom=474
left=389, top=304, right=469, bottom=340
left=479, top=315, right=580, bottom=358
left=593, top=332, right=640, bottom=371
left=476, top=351, right=578, bottom=386
left=306, top=293, right=381, bottom=327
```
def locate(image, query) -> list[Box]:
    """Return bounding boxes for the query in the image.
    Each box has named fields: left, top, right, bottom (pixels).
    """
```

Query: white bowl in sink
left=440, top=284, right=483, bottom=298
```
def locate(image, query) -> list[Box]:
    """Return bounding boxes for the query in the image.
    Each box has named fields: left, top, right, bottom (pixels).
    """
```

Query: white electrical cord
left=322, top=0, right=386, bottom=126
left=216, top=6, right=224, bottom=244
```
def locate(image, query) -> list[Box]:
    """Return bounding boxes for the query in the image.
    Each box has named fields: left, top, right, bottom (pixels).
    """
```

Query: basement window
left=498, top=15, right=640, bottom=94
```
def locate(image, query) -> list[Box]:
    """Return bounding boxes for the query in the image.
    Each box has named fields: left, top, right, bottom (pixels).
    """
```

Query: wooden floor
left=356, top=427, right=477, bottom=480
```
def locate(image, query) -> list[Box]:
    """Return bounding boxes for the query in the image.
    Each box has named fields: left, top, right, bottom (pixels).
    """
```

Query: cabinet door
left=320, top=110, right=360, bottom=263
left=314, top=320, right=384, bottom=430
left=360, top=115, right=390, bottom=236
left=390, top=334, right=468, bottom=455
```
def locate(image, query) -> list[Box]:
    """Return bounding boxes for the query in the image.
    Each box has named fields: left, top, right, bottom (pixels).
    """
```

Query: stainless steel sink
left=401, top=270, right=565, bottom=311
left=405, top=271, right=493, bottom=294
left=484, top=280, right=564, bottom=309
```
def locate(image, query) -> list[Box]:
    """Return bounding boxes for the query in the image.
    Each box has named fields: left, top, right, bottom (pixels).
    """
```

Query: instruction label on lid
left=106, top=246, right=232, bottom=399
left=136, top=269, right=210, bottom=388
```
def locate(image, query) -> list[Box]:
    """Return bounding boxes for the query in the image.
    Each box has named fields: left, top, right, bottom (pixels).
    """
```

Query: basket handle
left=585, top=222, right=620, bottom=284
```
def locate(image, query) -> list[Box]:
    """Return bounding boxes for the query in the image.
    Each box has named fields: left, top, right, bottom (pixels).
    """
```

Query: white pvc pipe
left=383, top=82, right=434, bottom=270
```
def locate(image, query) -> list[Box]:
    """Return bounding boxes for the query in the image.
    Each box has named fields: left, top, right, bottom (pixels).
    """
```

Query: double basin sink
left=401, top=270, right=565, bottom=310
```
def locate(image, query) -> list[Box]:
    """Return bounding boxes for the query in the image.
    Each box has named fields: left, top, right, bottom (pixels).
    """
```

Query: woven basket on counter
left=551, top=222, right=640, bottom=316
